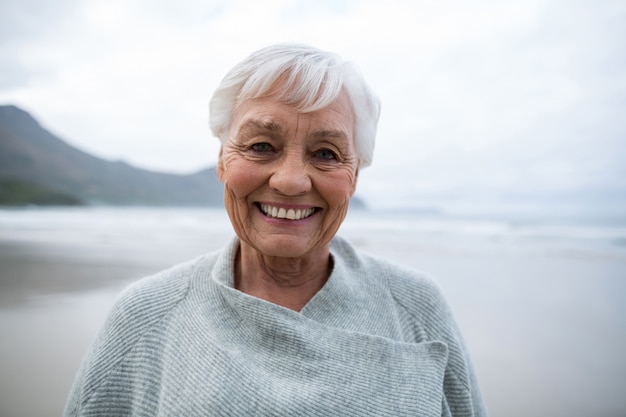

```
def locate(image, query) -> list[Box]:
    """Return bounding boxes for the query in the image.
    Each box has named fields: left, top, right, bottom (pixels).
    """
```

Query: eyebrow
left=311, top=129, right=350, bottom=142
left=237, top=120, right=285, bottom=137
left=237, top=119, right=351, bottom=143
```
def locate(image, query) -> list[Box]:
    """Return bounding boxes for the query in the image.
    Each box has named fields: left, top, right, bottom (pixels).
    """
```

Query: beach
left=1, top=207, right=625, bottom=416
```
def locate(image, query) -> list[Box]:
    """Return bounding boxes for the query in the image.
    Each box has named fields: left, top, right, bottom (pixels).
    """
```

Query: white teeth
left=260, top=204, right=315, bottom=220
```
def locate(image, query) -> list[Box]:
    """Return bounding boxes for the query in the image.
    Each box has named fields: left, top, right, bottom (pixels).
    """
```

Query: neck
left=235, top=242, right=332, bottom=311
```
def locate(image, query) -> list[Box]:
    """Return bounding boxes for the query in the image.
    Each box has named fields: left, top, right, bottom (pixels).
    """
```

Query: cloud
left=0, top=0, right=624, bottom=209
left=0, top=0, right=82, bottom=89
left=361, top=0, right=626, bottom=200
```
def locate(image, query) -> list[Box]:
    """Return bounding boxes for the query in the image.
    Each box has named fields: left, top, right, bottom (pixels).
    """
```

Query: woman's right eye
left=250, top=142, right=273, bottom=153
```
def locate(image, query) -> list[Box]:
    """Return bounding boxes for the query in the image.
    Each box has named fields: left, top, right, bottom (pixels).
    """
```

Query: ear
left=216, top=147, right=225, bottom=183
left=350, top=167, right=359, bottom=196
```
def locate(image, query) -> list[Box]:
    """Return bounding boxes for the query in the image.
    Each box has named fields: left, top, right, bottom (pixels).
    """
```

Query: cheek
left=222, top=159, right=264, bottom=199
left=319, top=169, right=358, bottom=208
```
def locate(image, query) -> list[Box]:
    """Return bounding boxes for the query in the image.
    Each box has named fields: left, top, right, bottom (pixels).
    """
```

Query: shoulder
left=331, top=235, right=460, bottom=349
left=373, top=256, right=454, bottom=333
left=106, top=255, right=204, bottom=330
left=331, top=235, right=447, bottom=315
left=96, top=251, right=222, bottom=355
left=331, top=237, right=488, bottom=414
left=65, top=252, right=220, bottom=413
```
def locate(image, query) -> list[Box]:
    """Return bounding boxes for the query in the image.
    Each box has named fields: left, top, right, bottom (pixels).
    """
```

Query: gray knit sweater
left=65, top=236, right=487, bottom=416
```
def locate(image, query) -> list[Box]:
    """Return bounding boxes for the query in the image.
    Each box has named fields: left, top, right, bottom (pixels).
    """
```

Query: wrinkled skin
left=217, top=91, right=358, bottom=310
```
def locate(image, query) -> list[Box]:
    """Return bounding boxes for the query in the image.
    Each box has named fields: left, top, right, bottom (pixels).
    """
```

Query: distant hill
left=0, top=105, right=223, bottom=206
left=0, top=178, right=84, bottom=206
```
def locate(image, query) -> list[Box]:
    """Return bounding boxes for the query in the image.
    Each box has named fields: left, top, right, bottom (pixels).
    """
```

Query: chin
left=253, top=236, right=325, bottom=259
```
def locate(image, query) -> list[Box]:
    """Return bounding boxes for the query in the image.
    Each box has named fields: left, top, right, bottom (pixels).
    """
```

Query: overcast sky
left=1, top=0, right=625, bottom=210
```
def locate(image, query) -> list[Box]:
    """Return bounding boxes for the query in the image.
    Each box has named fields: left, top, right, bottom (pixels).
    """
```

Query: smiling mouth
left=258, top=204, right=317, bottom=220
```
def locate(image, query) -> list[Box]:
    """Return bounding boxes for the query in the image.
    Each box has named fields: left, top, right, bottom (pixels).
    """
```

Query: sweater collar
left=208, top=236, right=362, bottom=320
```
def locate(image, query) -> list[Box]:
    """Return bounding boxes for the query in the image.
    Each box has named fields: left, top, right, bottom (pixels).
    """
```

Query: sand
left=1, top=216, right=625, bottom=417
left=0, top=231, right=230, bottom=417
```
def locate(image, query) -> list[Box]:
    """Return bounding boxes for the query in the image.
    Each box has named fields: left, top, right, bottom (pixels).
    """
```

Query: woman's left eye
left=314, top=149, right=338, bottom=161
left=250, top=142, right=273, bottom=153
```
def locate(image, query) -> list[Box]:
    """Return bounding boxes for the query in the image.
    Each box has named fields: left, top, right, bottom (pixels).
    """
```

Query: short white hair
left=209, top=43, right=381, bottom=168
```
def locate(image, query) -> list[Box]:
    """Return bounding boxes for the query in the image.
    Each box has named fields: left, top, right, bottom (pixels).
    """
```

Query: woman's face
left=217, top=91, right=358, bottom=259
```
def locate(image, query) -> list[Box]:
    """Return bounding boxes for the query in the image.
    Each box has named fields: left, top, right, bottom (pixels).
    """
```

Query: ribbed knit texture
left=65, top=236, right=487, bottom=416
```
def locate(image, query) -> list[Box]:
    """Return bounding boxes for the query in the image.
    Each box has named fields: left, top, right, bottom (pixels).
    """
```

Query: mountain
left=0, top=105, right=223, bottom=206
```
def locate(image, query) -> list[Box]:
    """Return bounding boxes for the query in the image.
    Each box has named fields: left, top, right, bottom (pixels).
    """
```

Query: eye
left=251, top=142, right=274, bottom=153
left=314, top=148, right=338, bottom=161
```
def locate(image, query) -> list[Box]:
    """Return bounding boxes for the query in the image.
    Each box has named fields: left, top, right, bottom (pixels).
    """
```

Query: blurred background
left=1, top=0, right=625, bottom=416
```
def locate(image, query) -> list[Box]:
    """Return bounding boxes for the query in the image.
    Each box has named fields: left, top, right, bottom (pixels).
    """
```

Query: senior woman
left=65, top=44, right=487, bottom=416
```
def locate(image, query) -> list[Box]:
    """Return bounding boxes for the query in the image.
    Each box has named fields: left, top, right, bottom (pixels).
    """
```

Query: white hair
left=209, top=43, right=381, bottom=168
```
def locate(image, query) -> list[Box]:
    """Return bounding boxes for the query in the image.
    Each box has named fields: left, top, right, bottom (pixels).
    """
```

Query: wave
left=1, top=206, right=625, bottom=253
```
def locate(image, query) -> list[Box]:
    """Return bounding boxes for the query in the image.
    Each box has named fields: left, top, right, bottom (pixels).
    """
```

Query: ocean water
left=1, top=205, right=624, bottom=254
left=0, top=206, right=625, bottom=416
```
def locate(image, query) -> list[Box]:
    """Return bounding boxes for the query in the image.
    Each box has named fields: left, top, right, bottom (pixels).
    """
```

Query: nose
left=269, top=152, right=312, bottom=196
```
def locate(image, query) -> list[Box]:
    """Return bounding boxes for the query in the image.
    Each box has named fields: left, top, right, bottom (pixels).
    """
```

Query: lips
left=259, top=204, right=316, bottom=220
